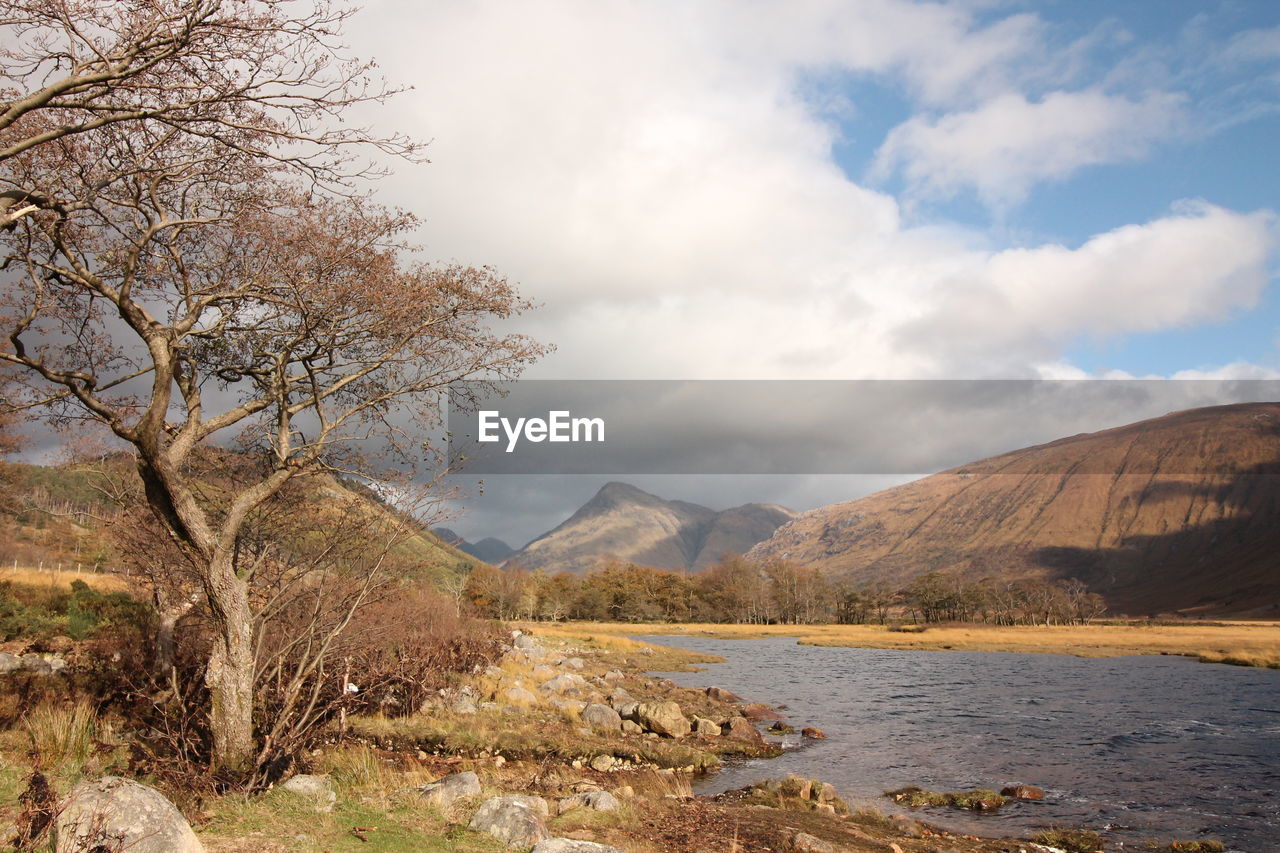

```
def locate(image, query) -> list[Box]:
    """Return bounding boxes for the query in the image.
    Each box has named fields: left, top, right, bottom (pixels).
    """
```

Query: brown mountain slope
left=510, top=482, right=796, bottom=574
left=747, top=402, right=1280, bottom=614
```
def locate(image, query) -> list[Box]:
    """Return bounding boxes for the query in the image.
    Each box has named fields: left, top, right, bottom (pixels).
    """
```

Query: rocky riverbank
left=308, top=629, right=1085, bottom=852
left=14, top=628, right=1182, bottom=852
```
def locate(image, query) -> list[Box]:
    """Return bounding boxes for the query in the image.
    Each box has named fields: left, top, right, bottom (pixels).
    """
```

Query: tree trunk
left=205, top=556, right=256, bottom=773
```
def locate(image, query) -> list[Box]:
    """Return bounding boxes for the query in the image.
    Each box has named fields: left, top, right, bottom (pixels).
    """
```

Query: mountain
left=433, top=527, right=516, bottom=564
left=748, top=402, right=1280, bottom=615
left=509, top=482, right=796, bottom=575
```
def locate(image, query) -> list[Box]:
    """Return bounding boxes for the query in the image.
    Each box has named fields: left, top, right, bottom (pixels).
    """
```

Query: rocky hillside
left=510, top=482, right=796, bottom=574
left=748, top=402, right=1280, bottom=615
left=0, top=457, right=484, bottom=586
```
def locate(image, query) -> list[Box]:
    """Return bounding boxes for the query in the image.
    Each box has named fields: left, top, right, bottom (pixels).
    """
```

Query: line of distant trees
left=462, top=555, right=1109, bottom=626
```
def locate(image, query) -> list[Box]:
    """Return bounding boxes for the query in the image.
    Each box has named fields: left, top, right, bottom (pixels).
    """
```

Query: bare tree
left=0, top=1, right=545, bottom=773
left=0, top=0, right=419, bottom=227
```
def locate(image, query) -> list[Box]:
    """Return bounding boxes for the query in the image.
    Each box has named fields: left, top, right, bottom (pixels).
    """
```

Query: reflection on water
left=634, top=635, right=1280, bottom=852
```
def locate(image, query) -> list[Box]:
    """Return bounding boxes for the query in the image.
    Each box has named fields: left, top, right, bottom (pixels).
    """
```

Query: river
left=634, top=635, right=1280, bottom=852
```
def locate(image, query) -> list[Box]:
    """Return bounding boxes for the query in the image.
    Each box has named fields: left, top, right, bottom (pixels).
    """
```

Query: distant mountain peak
left=509, top=483, right=796, bottom=574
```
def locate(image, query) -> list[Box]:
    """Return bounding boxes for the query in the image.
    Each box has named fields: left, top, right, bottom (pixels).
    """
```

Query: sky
left=337, top=1, right=1280, bottom=546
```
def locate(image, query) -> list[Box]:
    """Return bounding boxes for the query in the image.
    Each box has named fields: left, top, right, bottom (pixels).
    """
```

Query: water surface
left=635, top=635, right=1280, bottom=852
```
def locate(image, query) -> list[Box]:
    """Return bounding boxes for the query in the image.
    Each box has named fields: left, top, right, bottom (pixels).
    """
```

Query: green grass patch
left=201, top=787, right=507, bottom=852
left=886, top=785, right=1005, bottom=811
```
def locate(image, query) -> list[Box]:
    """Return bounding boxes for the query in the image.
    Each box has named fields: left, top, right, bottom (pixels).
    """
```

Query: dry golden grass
left=0, top=566, right=132, bottom=592
left=23, top=699, right=97, bottom=774
left=530, top=620, right=1280, bottom=666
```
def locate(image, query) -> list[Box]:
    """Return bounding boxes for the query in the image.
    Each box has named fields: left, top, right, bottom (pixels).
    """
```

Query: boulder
left=720, top=716, right=765, bottom=745
left=693, top=717, right=720, bottom=736
left=634, top=701, right=690, bottom=738
left=888, top=815, right=922, bottom=838
left=55, top=776, right=203, bottom=853
left=0, top=652, right=21, bottom=673
left=801, top=727, right=826, bottom=739
left=450, top=696, right=479, bottom=715
left=531, top=840, right=628, bottom=853
left=548, top=697, right=587, bottom=716
left=741, top=702, right=784, bottom=721
left=608, top=687, right=634, bottom=707
left=616, top=701, right=639, bottom=720
left=621, top=720, right=643, bottom=735
left=503, top=686, right=539, bottom=706
left=419, top=770, right=481, bottom=808
left=469, top=795, right=549, bottom=847
left=602, top=669, right=626, bottom=682
left=513, top=633, right=538, bottom=651
left=581, top=703, right=623, bottom=732
left=589, top=754, right=616, bottom=772
left=705, top=686, right=742, bottom=703
left=558, top=790, right=621, bottom=814
left=1000, top=784, right=1045, bottom=800
left=541, top=673, right=588, bottom=695
left=784, top=831, right=835, bottom=853
left=19, top=653, right=52, bottom=675
left=560, top=657, right=585, bottom=671
left=279, top=774, right=336, bottom=812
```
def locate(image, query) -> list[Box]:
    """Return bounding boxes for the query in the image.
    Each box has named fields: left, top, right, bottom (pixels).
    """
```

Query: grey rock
left=634, top=701, right=690, bottom=738
left=616, top=701, right=639, bottom=720
left=558, top=790, right=622, bottom=814
left=541, top=673, right=588, bottom=694
left=55, top=776, right=203, bottom=853
left=531, top=840, right=628, bottom=853
left=419, top=770, right=481, bottom=809
left=20, top=653, right=52, bottom=675
left=513, top=634, right=538, bottom=650
left=589, top=754, right=616, bottom=772
left=580, top=703, right=623, bottom=732
left=451, top=696, right=478, bottom=715
left=693, top=717, right=720, bottom=736
left=548, top=697, right=586, bottom=716
left=608, top=686, right=634, bottom=707
left=602, top=669, right=626, bottom=682
left=503, top=685, right=539, bottom=706
left=0, top=652, right=21, bottom=673
left=561, top=657, right=585, bottom=670
left=469, top=795, right=549, bottom=847
left=620, top=719, right=643, bottom=735
left=280, top=774, right=336, bottom=812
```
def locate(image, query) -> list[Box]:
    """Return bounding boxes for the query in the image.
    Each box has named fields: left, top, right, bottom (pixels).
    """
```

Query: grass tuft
left=23, top=699, right=97, bottom=776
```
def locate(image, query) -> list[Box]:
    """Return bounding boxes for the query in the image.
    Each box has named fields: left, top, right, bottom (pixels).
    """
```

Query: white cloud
left=873, top=90, right=1187, bottom=206
left=343, top=1, right=1276, bottom=384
